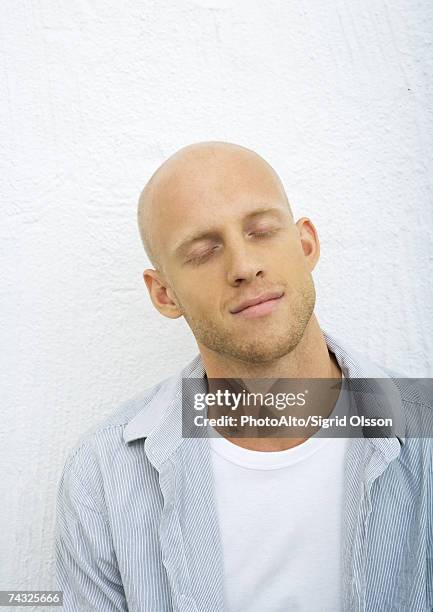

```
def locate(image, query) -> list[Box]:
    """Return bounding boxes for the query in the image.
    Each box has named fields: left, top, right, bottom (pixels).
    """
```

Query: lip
left=230, top=290, right=284, bottom=316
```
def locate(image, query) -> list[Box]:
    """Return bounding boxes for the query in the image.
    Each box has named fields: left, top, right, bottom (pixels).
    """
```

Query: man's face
left=147, top=151, right=317, bottom=364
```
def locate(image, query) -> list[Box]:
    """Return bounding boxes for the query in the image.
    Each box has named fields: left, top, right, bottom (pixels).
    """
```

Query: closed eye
left=249, top=229, right=278, bottom=239
left=187, top=245, right=220, bottom=265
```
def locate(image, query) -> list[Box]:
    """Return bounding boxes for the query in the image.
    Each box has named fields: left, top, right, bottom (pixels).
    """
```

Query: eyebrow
left=172, top=206, right=286, bottom=257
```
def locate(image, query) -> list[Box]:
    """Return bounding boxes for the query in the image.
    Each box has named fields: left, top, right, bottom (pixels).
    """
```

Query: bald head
left=137, top=141, right=292, bottom=271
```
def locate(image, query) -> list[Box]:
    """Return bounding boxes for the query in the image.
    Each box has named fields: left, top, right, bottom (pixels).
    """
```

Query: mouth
left=230, top=291, right=285, bottom=319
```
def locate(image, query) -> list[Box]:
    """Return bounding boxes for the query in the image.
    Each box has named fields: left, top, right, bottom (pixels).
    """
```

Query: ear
left=295, top=217, right=320, bottom=271
left=142, top=268, right=182, bottom=319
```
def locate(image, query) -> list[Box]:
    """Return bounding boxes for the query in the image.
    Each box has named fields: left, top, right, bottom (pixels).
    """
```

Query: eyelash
left=188, top=246, right=220, bottom=265
left=250, top=230, right=276, bottom=239
left=188, top=230, right=277, bottom=264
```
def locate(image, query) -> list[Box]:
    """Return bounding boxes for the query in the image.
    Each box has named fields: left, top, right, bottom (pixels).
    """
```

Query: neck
left=197, top=316, right=342, bottom=451
left=198, top=315, right=341, bottom=380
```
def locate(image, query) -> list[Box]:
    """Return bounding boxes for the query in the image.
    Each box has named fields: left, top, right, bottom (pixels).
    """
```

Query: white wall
left=1, top=0, right=432, bottom=605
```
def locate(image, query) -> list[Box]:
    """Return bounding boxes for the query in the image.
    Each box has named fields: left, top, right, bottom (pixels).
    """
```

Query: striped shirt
left=55, top=329, right=433, bottom=611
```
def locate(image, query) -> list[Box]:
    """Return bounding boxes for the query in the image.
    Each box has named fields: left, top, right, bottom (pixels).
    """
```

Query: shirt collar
left=322, top=328, right=406, bottom=454
left=123, top=328, right=406, bottom=465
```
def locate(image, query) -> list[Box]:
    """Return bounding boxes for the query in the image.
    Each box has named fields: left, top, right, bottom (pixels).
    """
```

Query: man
left=55, top=142, right=432, bottom=611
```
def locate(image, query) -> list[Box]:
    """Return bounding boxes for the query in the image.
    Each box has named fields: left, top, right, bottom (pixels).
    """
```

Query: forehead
left=150, top=151, right=288, bottom=256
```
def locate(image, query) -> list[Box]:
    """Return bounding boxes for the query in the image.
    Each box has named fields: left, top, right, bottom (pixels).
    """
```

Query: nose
left=225, top=244, right=265, bottom=286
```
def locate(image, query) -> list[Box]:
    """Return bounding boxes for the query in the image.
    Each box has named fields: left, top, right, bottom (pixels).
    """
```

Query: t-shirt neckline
left=208, top=373, right=347, bottom=470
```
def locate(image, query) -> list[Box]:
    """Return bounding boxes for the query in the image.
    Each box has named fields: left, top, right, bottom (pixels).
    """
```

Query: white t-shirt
left=208, top=375, right=352, bottom=612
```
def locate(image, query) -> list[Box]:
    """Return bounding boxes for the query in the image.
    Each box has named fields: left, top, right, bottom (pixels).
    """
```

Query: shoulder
left=387, top=372, right=433, bottom=409
left=374, top=367, right=433, bottom=472
left=327, top=328, right=433, bottom=444
left=57, top=374, right=176, bottom=493
left=379, top=365, right=433, bottom=415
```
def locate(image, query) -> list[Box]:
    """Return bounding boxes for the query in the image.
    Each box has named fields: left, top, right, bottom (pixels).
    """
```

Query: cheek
left=176, top=282, right=215, bottom=317
left=268, top=244, right=298, bottom=268
left=180, top=270, right=220, bottom=298
left=270, top=248, right=310, bottom=285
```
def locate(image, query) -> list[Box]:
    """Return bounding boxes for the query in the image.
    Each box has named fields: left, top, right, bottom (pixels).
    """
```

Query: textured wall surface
left=1, top=0, right=432, bottom=605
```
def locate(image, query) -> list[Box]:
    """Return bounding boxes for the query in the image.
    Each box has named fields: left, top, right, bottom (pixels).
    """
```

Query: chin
left=236, top=340, right=299, bottom=364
